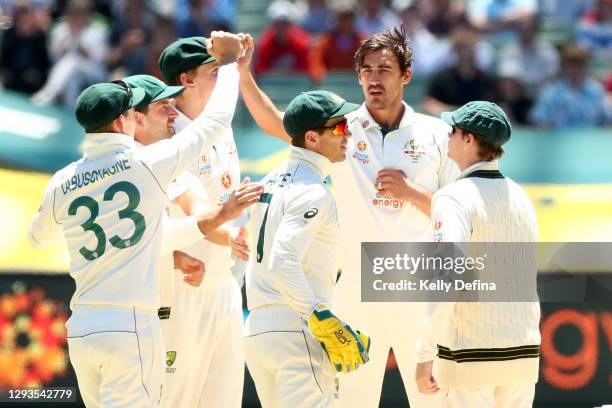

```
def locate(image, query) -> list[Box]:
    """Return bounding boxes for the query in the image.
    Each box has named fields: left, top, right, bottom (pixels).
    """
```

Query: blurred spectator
left=175, top=0, right=235, bottom=31
left=106, top=0, right=153, bottom=77
left=32, top=0, right=108, bottom=107
left=311, top=0, right=363, bottom=81
left=176, top=0, right=231, bottom=38
left=0, top=1, right=50, bottom=94
left=530, top=43, right=609, bottom=128
left=420, top=0, right=467, bottom=37
left=576, top=0, right=612, bottom=53
left=50, top=0, right=111, bottom=21
left=145, top=14, right=177, bottom=79
left=297, top=0, right=333, bottom=34
left=497, top=16, right=559, bottom=95
left=467, top=0, right=537, bottom=41
left=422, top=27, right=499, bottom=116
left=605, top=69, right=612, bottom=91
left=355, top=0, right=399, bottom=37
left=538, top=0, right=593, bottom=22
left=254, top=0, right=313, bottom=77
left=393, top=0, right=448, bottom=76
left=497, top=72, right=533, bottom=124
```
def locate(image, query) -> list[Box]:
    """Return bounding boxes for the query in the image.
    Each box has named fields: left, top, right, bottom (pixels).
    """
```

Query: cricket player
left=28, top=33, right=244, bottom=408
left=237, top=27, right=458, bottom=407
left=122, top=74, right=261, bottom=332
left=157, top=35, right=249, bottom=408
left=415, top=101, right=541, bottom=407
left=245, top=90, right=371, bottom=408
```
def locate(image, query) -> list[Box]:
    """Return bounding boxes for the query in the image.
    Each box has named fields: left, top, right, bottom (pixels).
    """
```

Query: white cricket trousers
left=441, top=383, right=535, bottom=408
left=66, top=305, right=164, bottom=408
left=244, top=306, right=337, bottom=408
left=160, top=273, right=244, bottom=408
left=334, top=279, right=443, bottom=408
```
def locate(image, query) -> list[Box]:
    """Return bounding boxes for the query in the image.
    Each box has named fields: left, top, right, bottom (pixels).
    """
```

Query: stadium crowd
left=0, top=0, right=611, bottom=128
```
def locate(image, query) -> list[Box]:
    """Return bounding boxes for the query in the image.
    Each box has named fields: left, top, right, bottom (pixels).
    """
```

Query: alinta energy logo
left=0, top=282, right=69, bottom=388
left=372, top=191, right=406, bottom=209
left=352, top=140, right=370, bottom=164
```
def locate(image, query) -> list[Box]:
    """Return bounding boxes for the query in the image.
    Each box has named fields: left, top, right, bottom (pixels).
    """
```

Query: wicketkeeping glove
left=308, top=304, right=371, bottom=373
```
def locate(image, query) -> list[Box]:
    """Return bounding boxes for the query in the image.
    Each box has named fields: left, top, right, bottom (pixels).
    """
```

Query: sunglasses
left=111, top=80, right=133, bottom=112
left=311, top=119, right=349, bottom=136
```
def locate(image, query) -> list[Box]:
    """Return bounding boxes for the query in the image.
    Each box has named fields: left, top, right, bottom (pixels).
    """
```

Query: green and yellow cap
left=158, top=37, right=215, bottom=84
left=283, top=91, right=359, bottom=138
left=123, top=75, right=184, bottom=110
left=75, top=81, right=146, bottom=131
left=441, top=101, right=512, bottom=146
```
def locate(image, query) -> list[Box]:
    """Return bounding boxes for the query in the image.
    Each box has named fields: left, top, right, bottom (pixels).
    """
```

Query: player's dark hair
left=136, top=105, right=149, bottom=114
left=354, top=25, right=413, bottom=73
left=171, top=67, right=198, bottom=87
left=291, top=133, right=307, bottom=148
left=460, top=129, right=504, bottom=160
left=476, top=137, right=504, bottom=161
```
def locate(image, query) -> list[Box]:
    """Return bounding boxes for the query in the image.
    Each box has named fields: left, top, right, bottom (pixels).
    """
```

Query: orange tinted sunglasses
left=312, top=119, right=348, bottom=136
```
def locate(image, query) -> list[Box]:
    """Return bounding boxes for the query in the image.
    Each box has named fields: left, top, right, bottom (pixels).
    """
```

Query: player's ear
left=401, top=67, right=411, bottom=85
left=134, top=111, right=145, bottom=127
left=304, top=130, right=319, bottom=147
left=179, top=72, right=194, bottom=88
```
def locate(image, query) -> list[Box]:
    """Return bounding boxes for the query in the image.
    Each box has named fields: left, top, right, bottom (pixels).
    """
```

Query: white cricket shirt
left=28, top=65, right=239, bottom=310
left=332, top=102, right=459, bottom=284
left=172, top=65, right=241, bottom=280
left=246, top=147, right=340, bottom=322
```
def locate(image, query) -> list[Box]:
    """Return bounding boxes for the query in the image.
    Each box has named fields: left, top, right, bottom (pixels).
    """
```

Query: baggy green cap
left=158, top=37, right=216, bottom=84
left=441, top=101, right=512, bottom=146
left=123, top=75, right=184, bottom=110
left=283, top=91, right=359, bottom=138
left=75, top=82, right=146, bottom=131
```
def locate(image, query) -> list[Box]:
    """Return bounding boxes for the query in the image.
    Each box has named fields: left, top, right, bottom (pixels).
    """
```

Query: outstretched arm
left=237, top=33, right=291, bottom=143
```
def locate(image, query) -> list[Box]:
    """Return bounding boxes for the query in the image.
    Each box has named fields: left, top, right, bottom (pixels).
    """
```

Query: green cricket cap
left=75, top=82, right=146, bottom=131
left=283, top=91, right=359, bottom=138
left=441, top=101, right=512, bottom=146
left=123, top=75, right=184, bottom=110
left=158, top=37, right=216, bottom=84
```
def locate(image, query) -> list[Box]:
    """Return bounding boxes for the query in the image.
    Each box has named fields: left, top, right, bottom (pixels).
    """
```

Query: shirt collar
left=348, top=101, right=415, bottom=134
left=458, top=160, right=500, bottom=179
left=288, top=146, right=332, bottom=181
left=82, top=132, right=135, bottom=158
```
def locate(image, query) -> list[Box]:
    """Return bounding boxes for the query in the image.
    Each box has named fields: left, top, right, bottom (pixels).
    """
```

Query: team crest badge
left=221, top=172, right=232, bottom=189
left=166, top=351, right=176, bottom=367
left=357, top=140, right=367, bottom=152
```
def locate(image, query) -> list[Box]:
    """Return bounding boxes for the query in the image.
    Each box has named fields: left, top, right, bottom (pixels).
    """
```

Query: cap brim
left=201, top=55, right=216, bottom=65
left=129, top=88, right=147, bottom=109
left=440, top=111, right=456, bottom=125
left=332, top=101, right=360, bottom=118
left=152, top=86, right=185, bottom=102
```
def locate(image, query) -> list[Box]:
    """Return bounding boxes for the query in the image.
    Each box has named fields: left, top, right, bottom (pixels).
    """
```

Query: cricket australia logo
left=166, top=351, right=177, bottom=373
left=403, top=138, right=426, bottom=163
left=221, top=172, right=232, bottom=189
left=352, top=140, right=370, bottom=164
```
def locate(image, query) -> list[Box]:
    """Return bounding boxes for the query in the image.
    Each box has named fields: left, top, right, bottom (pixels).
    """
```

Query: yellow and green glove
left=308, top=304, right=371, bottom=373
